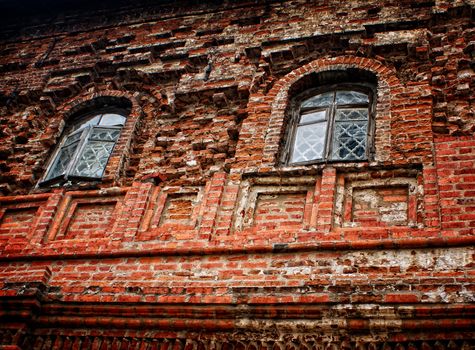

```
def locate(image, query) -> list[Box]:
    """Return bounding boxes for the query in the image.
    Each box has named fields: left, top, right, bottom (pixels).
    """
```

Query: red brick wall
left=436, top=136, right=475, bottom=235
left=0, top=0, right=474, bottom=348
left=253, top=192, right=306, bottom=229
left=0, top=207, right=37, bottom=253
left=348, top=185, right=410, bottom=226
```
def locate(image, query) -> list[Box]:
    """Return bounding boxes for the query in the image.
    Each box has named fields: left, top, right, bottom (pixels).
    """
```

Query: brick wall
left=436, top=136, right=475, bottom=235
left=0, top=0, right=474, bottom=348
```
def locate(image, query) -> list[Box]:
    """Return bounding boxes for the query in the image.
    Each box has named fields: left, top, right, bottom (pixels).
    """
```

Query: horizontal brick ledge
left=40, top=303, right=475, bottom=319
left=31, top=314, right=475, bottom=333
left=0, top=235, right=474, bottom=262
left=0, top=193, right=53, bottom=203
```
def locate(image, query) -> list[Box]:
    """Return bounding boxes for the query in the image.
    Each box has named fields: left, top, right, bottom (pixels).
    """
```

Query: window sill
left=33, top=179, right=102, bottom=193
left=235, top=160, right=423, bottom=178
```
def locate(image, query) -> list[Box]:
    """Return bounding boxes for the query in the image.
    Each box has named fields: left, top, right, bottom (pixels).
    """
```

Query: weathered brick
left=0, top=0, right=473, bottom=348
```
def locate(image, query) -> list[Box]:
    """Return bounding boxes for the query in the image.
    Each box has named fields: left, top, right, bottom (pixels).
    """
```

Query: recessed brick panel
left=350, top=186, right=409, bottom=226
left=253, top=192, right=306, bottom=228
left=0, top=207, right=37, bottom=244
left=233, top=180, right=314, bottom=232
left=46, top=192, right=126, bottom=241
left=159, top=193, right=197, bottom=227
left=335, top=172, right=421, bottom=229
left=64, top=202, right=117, bottom=239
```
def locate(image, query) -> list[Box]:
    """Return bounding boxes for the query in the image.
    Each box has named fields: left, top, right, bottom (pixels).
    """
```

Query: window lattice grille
left=288, top=87, right=371, bottom=164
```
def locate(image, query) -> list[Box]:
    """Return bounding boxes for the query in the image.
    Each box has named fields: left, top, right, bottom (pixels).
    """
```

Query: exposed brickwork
left=349, top=186, right=410, bottom=226
left=8, top=335, right=470, bottom=350
left=253, top=192, right=306, bottom=228
left=334, top=169, right=423, bottom=229
left=63, top=202, right=117, bottom=239
left=0, top=0, right=474, bottom=348
left=436, top=136, right=475, bottom=235
left=0, top=207, right=37, bottom=245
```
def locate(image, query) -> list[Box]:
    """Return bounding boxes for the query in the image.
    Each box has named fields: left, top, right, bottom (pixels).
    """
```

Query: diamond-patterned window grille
left=288, top=87, right=372, bottom=164
left=42, top=112, right=126, bottom=185
left=72, top=141, right=115, bottom=178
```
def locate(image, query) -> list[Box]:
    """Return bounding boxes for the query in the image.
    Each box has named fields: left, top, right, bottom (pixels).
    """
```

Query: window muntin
left=42, top=112, right=126, bottom=185
left=288, top=87, right=372, bottom=165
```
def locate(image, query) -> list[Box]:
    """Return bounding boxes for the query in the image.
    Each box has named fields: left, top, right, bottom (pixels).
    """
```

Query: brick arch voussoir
left=57, top=89, right=142, bottom=123
left=261, top=56, right=401, bottom=165
left=268, top=56, right=400, bottom=113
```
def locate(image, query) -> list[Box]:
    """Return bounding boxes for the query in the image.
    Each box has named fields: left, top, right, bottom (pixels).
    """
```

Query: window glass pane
left=335, top=108, right=368, bottom=121
left=99, top=114, right=126, bottom=126
left=45, top=141, right=80, bottom=180
left=301, top=92, right=333, bottom=108
left=336, top=90, right=369, bottom=105
left=299, top=110, right=326, bottom=124
left=70, top=115, right=101, bottom=132
left=290, top=121, right=327, bottom=163
left=72, top=141, right=114, bottom=178
left=63, top=129, right=84, bottom=146
left=331, top=121, right=368, bottom=160
left=90, top=127, right=121, bottom=141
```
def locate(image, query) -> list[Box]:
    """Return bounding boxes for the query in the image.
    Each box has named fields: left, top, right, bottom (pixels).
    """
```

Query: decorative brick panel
left=351, top=186, right=409, bottom=226
left=334, top=170, right=422, bottom=229
left=63, top=202, right=117, bottom=240
left=138, top=186, right=204, bottom=240
left=0, top=194, right=51, bottom=251
left=0, top=207, right=37, bottom=245
left=253, top=192, right=306, bottom=228
left=233, top=177, right=315, bottom=232
left=46, top=190, right=125, bottom=241
left=159, top=192, right=199, bottom=227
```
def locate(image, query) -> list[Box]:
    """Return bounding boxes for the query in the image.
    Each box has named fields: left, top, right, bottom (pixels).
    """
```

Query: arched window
left=41, top=110, right=127, bottom=185
left=284, top=85, right=374, bottom=165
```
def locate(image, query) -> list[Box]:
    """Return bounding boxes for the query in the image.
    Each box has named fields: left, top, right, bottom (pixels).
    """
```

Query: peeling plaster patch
left=334, top=172, right=422, bottom=228
left=233, top=177, right=315, bottom=231
left=373, top=29, right=428, bottom=46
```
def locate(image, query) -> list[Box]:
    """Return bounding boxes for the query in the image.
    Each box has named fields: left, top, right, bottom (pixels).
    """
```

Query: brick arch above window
left=263, top=56, right=403, bottom=168
left=39, top=90, right=143, bottom=188
left=233, top=56, right=429, bottom=173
